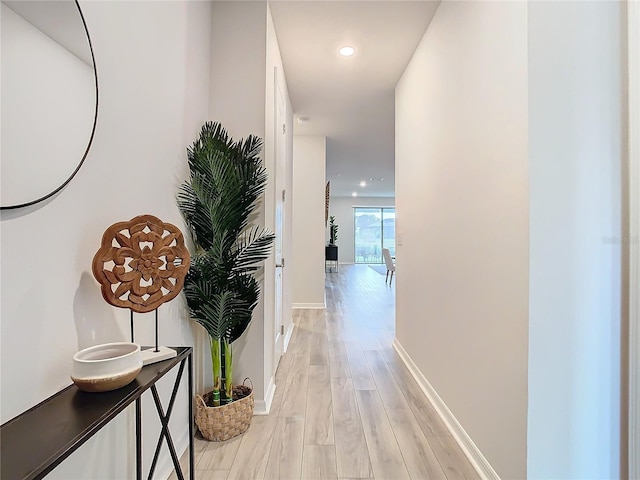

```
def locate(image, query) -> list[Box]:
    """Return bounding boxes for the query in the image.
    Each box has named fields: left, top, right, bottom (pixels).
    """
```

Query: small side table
left=325, top=245, right=338, bottom=272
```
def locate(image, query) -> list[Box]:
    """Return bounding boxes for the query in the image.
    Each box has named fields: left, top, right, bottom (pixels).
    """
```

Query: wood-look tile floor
left=171, top=264, right=480, bottom=480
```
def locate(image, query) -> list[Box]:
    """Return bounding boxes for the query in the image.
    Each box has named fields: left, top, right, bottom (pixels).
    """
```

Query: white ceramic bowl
left=71, top=342, right=142, bottom=393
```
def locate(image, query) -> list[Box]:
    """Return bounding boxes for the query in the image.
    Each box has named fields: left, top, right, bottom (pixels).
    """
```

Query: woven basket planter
left=195, top=381, right=254, bottom=442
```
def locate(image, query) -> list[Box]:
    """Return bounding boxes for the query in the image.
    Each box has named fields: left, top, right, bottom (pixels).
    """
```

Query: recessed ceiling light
left=359, top=181, right=366, bottom=187
left=339, top=46, right=355, bottom=57
left=352, top=192, right=358, bottom=197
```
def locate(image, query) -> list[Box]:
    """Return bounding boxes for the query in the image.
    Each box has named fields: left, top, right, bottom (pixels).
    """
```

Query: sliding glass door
left=354, top=207, right=395, bottom=264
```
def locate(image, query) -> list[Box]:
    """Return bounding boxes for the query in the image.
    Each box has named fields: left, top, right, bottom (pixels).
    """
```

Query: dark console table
left=0, top=346, right=194, bottom=480
left=325, top=245, right=338, bottom=272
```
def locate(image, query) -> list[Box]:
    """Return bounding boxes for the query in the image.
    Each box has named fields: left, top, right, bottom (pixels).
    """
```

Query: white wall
left=209, top=2, right=266, bottom=139
left=292, top=136, right=326, bottom=308
left=0, top=1, right=212, bottom=478
left=209, top=1, right=293, bottom=412
left=329, top=196, right=395, bottom=263
left=629, top=2, right=640, bottom=478
left=395, top=2, right=529, bottom=478
left=527, top=2, right=625, bottom=478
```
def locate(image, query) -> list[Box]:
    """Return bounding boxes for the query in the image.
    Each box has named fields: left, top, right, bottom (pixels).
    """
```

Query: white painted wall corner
left=254, top=375, right=276, bottom=415
left=393, top=339, right=501, bottom=480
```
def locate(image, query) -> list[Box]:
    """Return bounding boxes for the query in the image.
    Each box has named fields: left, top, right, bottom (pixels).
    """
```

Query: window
left=354, top=207, right=395, bottom=264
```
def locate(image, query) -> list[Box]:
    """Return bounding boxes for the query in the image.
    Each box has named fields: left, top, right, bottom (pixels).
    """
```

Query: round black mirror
left=1, top=0, right=98, bottom=210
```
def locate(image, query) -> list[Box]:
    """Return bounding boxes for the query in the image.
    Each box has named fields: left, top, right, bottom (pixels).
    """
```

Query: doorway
left=354, top=207, right=396, bottom=264
left=273, top=68, right=286, bottom=365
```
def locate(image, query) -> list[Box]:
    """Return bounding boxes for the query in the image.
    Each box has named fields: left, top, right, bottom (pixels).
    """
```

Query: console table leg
left=188, top=352, right=194, bottom=479
left=136, top=398, right=142, bottom=480
left=148, top=360, right=186, bottom=480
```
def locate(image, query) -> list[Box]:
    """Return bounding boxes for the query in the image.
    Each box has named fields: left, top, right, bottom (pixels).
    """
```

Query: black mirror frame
left=1, top=0, right=99, bottom=210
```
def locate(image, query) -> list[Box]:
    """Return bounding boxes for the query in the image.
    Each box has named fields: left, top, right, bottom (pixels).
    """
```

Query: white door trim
left=629, top=0, right=639, bottom=477
left=273, top=66, right=286, bottom=365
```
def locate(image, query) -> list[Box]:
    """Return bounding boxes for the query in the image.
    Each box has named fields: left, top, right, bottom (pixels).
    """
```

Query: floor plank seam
left=173, top=266, right=480, bottom=480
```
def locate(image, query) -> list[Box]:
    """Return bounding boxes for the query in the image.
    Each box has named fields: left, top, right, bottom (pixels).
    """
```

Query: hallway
left=177, top=265, right=479, bottom=479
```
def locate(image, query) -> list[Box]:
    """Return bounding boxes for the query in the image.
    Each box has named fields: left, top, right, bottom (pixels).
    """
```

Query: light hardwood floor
left=171, top=264, right=479, bottom=480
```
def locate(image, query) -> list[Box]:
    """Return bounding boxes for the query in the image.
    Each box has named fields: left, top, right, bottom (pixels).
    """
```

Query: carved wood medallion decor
left=92, top=215, right=190, bottom=313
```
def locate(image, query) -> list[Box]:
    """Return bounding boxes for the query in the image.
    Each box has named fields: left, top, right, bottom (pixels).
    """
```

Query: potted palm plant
left=178, top=121, right=274, bottom=441
left=328, top=215, right=338, bottom=245
left=326, top=215, right=339, bottom=272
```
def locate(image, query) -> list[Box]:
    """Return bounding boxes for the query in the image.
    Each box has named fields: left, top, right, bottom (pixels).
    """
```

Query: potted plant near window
left=178, top=121, right=274, bottom=441
left=328, top=215, right=338, bottom=245
left=326, top=216, right=339, bottom=271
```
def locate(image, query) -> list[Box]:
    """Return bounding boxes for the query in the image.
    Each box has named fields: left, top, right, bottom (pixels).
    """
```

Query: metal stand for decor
left=129, top=308, right=177, bottom=365
left=92, top=214, right=191, bottom=365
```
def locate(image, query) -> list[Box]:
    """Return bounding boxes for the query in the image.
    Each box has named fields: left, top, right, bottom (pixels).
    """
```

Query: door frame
left=273, top=66, right=286, bottom=365
left=353, top=206, right=396, bottom=264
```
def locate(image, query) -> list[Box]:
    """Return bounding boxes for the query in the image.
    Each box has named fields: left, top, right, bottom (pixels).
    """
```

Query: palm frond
left=233, top=226, right=275, bottom=273
left=226, top=274, right=260, bottom=343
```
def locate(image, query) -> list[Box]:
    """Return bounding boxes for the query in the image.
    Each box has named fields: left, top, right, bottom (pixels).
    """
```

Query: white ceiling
left=269, top=1, right=439, bottom=197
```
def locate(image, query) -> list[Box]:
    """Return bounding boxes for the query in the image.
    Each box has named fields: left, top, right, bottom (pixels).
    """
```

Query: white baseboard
left=393, top=339, right=500, bottom=480
left=283, top=323, right=295, bottom=352
left=292, top=303, right=326, bottom=309
left=254, top=376, right=275, bottom=415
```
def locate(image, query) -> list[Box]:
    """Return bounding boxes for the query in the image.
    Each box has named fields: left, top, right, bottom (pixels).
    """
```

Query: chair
left=382, top=248, right=395, bottom=284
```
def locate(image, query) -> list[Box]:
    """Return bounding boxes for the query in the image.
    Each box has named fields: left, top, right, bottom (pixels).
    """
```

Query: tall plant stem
left=224, top=339, right=233, bottom=401
left=210, top=338, right=221, bottom=406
